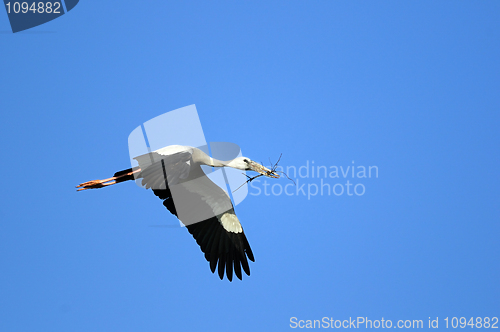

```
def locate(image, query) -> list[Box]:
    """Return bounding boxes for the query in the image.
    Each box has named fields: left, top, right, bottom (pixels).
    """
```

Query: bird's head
left=228, top=157, right=280, bottom=178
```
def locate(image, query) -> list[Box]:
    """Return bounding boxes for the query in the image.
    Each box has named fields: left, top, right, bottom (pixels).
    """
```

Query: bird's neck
left=209, top=158, right=228, bottom=168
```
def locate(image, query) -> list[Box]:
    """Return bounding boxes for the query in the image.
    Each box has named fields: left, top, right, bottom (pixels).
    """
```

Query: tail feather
left=113, top=166, right=141, bottom=183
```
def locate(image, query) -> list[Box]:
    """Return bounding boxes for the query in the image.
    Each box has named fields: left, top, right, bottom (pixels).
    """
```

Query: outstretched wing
left=185, top=211, right=255, bottom=281
left=135, top=150, right=193, bottom=189
left=136, top=150, right=254, bottom=281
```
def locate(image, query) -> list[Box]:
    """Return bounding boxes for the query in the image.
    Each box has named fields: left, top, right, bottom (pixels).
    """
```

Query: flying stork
left=77, top=145, right=279, bottom=281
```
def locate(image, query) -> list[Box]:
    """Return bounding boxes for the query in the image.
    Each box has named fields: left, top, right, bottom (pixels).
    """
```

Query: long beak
left=251, top=162, right=280, bottom=179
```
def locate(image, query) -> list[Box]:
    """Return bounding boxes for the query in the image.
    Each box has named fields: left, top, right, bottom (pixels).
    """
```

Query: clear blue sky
left=0, top=1, right=499, bottom=331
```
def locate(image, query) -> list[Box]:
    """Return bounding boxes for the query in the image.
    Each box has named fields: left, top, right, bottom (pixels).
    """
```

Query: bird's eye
left=244, top=159, right=249, bottom=163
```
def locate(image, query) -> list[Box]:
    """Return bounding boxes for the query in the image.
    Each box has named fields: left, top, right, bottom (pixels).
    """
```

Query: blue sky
left=0, top=1, right=499, bottom=331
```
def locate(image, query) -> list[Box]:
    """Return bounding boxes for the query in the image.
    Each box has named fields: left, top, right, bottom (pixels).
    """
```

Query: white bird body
left=77, top=144, right=279, bottom=281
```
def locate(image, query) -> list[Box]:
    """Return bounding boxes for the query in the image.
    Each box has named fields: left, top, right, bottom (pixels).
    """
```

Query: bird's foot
left=76, top=178, right=116, bottom=191
left=76, top=168, right=141, bottom=191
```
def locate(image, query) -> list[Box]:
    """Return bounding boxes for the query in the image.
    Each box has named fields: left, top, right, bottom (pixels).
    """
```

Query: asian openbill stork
left=77, top=145, right=279, bottom=281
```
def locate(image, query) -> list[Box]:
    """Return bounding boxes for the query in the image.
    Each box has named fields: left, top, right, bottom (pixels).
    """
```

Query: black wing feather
left=138, top=155, right=254, bottom=281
